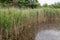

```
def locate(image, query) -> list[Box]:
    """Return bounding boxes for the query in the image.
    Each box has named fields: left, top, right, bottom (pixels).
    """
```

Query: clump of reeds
left=0, top=8, right=60, bottom=40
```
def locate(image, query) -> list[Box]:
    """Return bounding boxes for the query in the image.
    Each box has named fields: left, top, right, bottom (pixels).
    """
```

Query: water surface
left=35, top=30, right=60, bottom=40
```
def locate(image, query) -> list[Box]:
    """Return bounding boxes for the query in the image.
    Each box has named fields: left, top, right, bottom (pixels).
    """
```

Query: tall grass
left=0, top=8, right=60, bottom=40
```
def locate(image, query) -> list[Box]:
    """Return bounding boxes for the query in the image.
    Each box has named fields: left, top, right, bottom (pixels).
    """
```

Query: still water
left=35, top=30, right=60, bottom=40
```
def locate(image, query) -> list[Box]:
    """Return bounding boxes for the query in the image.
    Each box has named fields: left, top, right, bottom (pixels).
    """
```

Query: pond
left=35, top=30, right=60, bottom=40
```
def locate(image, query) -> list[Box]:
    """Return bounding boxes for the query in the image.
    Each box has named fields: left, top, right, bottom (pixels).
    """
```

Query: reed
left=0, top=8, right=60, bottom=40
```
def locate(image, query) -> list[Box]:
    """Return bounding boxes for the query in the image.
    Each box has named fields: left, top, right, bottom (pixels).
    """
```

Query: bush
left=0, top=0, right=40, bottom=8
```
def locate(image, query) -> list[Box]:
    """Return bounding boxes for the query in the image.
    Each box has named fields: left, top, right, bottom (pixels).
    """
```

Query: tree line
left=0, top=0, right=40, bottom=8
left=0, top=0, right=60, bottom=8
left=42, top=2, right=60, bottom=8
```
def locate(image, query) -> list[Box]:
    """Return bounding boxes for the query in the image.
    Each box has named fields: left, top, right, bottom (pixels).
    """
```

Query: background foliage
left=0, top=0, right=40, bottom=8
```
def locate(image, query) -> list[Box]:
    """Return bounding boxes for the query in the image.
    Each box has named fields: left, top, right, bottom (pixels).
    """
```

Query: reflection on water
left=35, top=30, right=60, bottom=40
